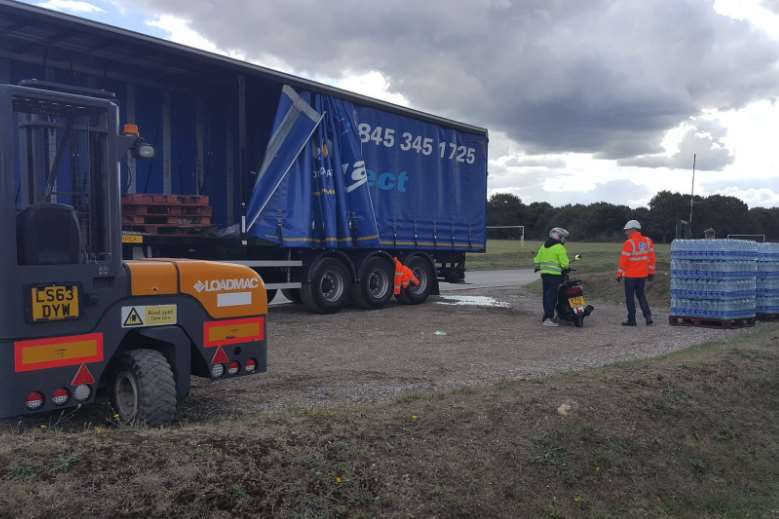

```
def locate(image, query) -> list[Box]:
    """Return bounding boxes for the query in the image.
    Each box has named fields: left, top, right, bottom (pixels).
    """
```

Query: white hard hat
left=549, top=227, right=570, bottom=243
left=624, top=220, right=642, bottom=231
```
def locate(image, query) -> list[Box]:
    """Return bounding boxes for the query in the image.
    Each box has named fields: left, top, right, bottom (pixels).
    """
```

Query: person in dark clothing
left=533, top=227, right=570, bottom=327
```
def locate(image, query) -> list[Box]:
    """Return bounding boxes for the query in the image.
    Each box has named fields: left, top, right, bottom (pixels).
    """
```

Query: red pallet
left=123, top=215, right=211, bottom=225
left=123, top=204, right=212, bottom=217
left=124, top=224, right=214, bottom=237
left=122, top=194, right=210, bottom=207
left=669, top=315, right=756, bottom=329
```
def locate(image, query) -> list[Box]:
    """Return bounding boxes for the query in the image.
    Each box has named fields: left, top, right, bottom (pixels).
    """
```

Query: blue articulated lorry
left=0, top=0, right=488, bottom=314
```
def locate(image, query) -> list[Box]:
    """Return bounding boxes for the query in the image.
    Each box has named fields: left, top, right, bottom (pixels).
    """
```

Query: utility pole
left=688, top=153, right=696, bottom=237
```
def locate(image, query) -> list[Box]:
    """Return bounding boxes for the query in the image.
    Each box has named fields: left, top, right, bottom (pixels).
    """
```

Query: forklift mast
left=0, top=81, right=137, bottom=339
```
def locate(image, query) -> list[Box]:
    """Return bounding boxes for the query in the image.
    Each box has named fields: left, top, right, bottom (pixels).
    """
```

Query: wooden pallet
left=122, top=194, right=210, bottom=207
left=123, top=204, right=212, bottom=217
left=756, top=313, right=779, bottom=322
left=124, top=223, right=214, bottom=236
left=123, top=214, right=211, bottom=225
left=669, top=315, right=756, bottom=329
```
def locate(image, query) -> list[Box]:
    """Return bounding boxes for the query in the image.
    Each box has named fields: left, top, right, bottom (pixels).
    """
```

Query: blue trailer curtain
left=246, top=86, right=381, bottom=248
left=245, top=85, right=323, bottom=237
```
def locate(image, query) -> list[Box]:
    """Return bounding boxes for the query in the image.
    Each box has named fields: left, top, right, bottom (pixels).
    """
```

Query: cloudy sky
left=25, top=0, right=779, bottom=208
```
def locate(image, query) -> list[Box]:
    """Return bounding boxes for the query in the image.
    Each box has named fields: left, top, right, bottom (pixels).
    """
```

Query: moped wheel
left=573, top=314, right=584, bottom=328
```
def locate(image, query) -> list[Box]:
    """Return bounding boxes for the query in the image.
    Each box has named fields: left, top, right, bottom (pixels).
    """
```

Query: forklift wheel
left=110, top=349, right=177, bottom=426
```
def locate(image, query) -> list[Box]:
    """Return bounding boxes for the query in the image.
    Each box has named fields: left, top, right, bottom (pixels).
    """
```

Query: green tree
left=648, top=191, right=694, bottom=242
left=695, top=195, right=751, bottom=238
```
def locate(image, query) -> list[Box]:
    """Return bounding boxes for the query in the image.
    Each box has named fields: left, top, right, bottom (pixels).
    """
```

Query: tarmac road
left=440, top=269, right=536, bottom=291
left=269, top=268, right=536, bottom=305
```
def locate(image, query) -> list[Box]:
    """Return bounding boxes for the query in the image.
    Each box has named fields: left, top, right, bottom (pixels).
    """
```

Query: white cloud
left=619, top=118, right=733, bottom=171
left=715, top=0, right=779, bottom=39
left=37, top=0, right=104, bottom=13
left=329, top=71, right=409, bottom=107
left=107, top=0, right=128, bottom=15
left=718, top=187, right=779, bottom=207
left=145, top=15, right=221, bottom=53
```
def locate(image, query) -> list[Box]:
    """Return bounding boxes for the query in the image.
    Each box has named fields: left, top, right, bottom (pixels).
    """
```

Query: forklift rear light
left=210, top=363, right=225, bottom=378
left=25, top=391, right=44, bottom=411
left=227, top=361, right=240, bottom=376
left=51, top=388, right=70, bottom=406
left=245, top=358, right=257, bottom=373
left=73, top=384, right=91, bottom=402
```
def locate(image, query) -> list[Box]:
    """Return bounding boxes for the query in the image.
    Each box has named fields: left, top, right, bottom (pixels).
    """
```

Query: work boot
left=645, top=318, right=654, bottom=326
left=543, top=319, right=559, bottom=327
left=621, top=321, right=637, bottom=327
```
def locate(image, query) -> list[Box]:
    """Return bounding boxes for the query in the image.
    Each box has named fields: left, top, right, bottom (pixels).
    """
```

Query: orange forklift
left=0, top=80, right=268, bottom=425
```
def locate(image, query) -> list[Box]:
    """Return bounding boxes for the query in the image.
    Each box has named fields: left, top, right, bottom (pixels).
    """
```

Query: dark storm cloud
left=136, top=0, right=779, bottom=158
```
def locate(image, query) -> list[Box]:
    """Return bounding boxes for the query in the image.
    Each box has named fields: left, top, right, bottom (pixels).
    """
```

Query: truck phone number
left=357, top=123, right=477, bottom=164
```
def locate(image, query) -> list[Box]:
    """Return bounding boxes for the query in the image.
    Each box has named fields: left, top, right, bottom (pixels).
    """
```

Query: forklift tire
left=110, top=349, right=177, bottom=427
left=353, top=256, right=394, bottom=309
left=301, top=256, right=351, bottom=314
left=282, top=289, right=302, bottom=304
left=397, top=256, right=435, bottom=305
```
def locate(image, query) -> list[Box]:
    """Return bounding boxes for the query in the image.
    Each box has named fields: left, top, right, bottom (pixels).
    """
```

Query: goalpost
left=486, top=225, right=525, bottom=246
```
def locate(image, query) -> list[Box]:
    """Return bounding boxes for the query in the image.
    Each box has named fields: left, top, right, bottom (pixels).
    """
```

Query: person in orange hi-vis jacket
left=393, top=257, right=420, bottom=296
left=616, top=220, right=656, bottom=326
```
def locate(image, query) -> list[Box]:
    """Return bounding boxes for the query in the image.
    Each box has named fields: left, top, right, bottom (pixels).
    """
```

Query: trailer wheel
left=282, top=289, right=302, bottom=304
left=301, top=257, right=351, bottom=314
left=398, top=256, right=435, bottom=305
left=110, top=349, right=177, bottom=427
left=353, top=256, right=394, bottom=309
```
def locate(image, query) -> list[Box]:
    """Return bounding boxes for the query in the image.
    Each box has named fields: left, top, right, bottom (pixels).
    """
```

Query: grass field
left=469, top=240, right=672, bottom=306
left=1, top=324, right=777, bottom=518
left=468, top=239, right=671, bottom=273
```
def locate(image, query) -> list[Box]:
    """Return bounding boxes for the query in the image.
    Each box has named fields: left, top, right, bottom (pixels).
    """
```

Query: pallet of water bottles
left=756, top=242, right=779, bottom=321
left=121, top=194, right=214, bottom=237
left=670, top=239, right=759, bottom=329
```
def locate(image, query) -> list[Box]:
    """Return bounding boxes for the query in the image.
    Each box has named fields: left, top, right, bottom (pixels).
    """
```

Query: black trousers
left=541, top=274, right=562, bottom=321
left=624, top=277, right=652, bottom=323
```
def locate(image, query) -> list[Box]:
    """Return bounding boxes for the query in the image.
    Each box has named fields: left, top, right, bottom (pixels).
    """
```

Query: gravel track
left=181, top=285, right=749, bottom=420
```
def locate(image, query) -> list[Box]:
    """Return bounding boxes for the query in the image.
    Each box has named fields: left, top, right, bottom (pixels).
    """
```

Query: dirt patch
left=0, top=326, right=777, bottom=518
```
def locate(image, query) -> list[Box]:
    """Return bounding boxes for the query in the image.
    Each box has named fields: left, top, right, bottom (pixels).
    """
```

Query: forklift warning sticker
left=121, top=305, right=177, bottom=328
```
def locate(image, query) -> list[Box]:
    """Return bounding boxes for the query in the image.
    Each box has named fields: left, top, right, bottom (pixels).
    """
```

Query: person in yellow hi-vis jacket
left=534, top=227, right=570, bottom=327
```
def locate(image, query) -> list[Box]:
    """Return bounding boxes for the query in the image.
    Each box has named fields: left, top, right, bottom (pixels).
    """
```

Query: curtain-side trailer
left=0, top=0, right=488, bottom=314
